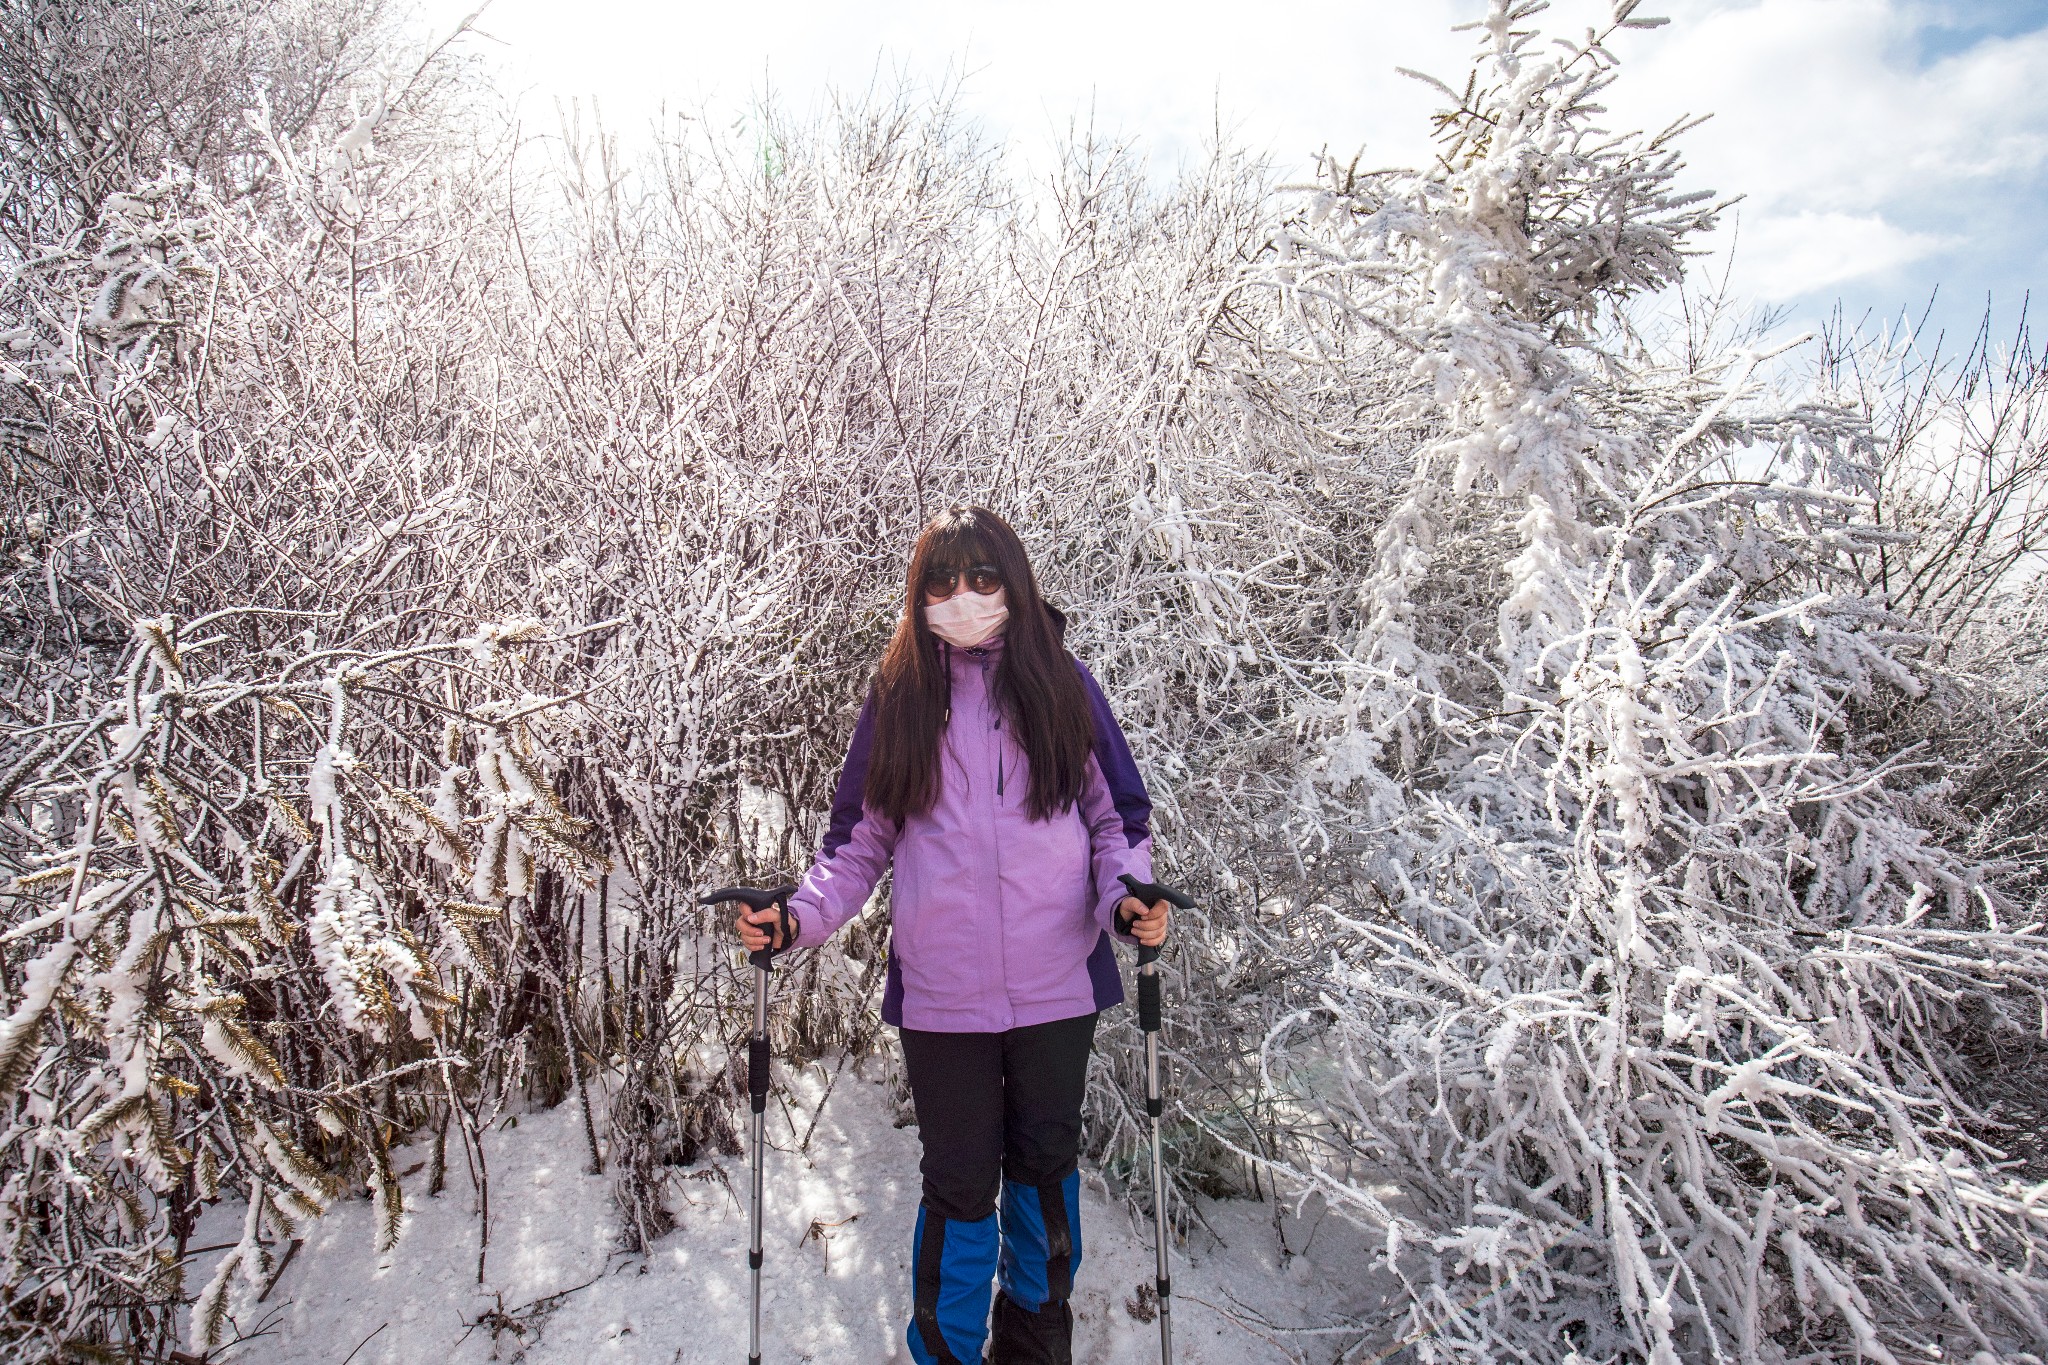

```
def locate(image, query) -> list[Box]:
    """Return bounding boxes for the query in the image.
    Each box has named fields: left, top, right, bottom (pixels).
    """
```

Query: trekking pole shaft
left=1117, top=874, right=1190, bottom=1365
left=700, top=887, right=793, bottom=1365
left=1141, top=954, right=1173, bottom=1365
left=748, top=955, right=770, bottom=1365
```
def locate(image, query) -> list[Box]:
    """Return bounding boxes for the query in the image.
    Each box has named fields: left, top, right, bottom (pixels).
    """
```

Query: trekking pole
left=700, top=884, right=797, bottom=1365
left=1118, top=873, right=1196, bottom=1365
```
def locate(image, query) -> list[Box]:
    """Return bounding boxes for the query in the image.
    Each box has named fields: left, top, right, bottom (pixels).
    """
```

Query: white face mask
left=924, top=587, right=1009, bottom=648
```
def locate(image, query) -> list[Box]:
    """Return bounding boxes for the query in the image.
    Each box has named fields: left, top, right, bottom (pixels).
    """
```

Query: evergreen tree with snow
left=1255, top=2, right=2048, bottom=1360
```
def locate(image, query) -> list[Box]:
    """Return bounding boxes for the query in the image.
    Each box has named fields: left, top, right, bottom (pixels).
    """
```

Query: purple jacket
left=788, top=636, right=1153, bottom=1032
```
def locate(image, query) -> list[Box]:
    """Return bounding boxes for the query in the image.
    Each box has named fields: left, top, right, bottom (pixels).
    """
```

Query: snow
left=191, top=1061, right=1395, bottom=1364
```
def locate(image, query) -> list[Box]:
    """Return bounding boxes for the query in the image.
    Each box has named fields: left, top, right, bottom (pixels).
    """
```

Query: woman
left=733, top=506, right=1170, bottom=1365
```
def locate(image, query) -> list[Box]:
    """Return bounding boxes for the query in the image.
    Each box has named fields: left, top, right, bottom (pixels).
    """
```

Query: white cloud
left=1596, top=0, right=2048, bottom=299
left=1613, top=1, right=2048, bottom=200
left=1728, top=209, right=1952, bottom=299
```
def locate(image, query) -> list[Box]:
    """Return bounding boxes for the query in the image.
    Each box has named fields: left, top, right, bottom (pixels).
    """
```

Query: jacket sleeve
left=1074, top=659, right=1154, bottom=940
left=789, top=692, right=901, bottom=949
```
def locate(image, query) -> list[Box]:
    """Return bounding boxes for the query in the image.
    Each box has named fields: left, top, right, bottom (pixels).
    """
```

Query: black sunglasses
left=922, top=563, right=1003, bottom=596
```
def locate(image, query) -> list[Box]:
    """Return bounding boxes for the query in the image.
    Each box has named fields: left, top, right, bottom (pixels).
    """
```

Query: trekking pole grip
left=699, top=884, right=799, bottom=971
left=1117, top=874, right=1193, bottom=1031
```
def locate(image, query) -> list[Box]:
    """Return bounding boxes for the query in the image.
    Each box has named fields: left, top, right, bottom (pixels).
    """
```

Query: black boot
left=987, top=1289, right=1072, bottom=1365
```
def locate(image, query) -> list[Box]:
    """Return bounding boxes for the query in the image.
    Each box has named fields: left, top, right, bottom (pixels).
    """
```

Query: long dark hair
left=865, top=506, right=1094, bottom=823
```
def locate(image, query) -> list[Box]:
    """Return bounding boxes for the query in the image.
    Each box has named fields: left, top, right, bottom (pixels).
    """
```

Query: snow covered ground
left=190, top=1060, right=1399, bottom=1364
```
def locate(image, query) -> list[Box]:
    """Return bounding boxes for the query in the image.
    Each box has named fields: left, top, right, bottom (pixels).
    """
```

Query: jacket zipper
left=968, top=646, right=1010, bottom=1025
left=974, top=647, right=1004, bottom=797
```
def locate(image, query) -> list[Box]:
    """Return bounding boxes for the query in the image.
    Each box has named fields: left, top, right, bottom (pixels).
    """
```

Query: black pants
left=901, top=1013, right=1096, bottom=1365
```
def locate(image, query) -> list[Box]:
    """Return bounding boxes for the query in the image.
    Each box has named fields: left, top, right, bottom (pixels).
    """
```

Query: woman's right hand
left=1115, top=895, right=1171, bottom=948
left=735, top=904, right=791, bottom=954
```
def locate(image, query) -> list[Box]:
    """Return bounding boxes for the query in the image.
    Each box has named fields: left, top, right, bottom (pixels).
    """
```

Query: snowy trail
left=192, top=1062, right=1396, bottom=1364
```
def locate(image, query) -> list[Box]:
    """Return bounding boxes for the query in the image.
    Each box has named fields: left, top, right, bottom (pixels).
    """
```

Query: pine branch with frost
left=367, top=1142, right=405, bottom=1254
left=195, top=995, right=286, bottom=1090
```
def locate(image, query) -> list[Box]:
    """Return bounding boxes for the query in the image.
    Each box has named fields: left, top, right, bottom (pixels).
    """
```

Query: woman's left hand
left=1116, top=895, right=1170, bottom=947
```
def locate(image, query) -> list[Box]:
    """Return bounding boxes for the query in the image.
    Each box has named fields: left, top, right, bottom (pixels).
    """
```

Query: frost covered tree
left=1242, top=3, right=2048, bottom=1360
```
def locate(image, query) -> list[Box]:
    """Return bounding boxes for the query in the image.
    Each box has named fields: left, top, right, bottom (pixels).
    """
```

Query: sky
left=417, top=0, right=2048, bottom=351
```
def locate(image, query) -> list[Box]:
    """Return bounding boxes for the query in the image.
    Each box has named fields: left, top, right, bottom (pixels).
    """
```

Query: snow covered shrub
left=0, top=603, right=608, bottom=1357
left=1816, top=308, right=2048, bottom=916
left=1811, top=308, right=2048, bottom=1199
left=0, top=9, right=620, bottom=1355
left=1239, top=3, right=2048, bottom=1360
left=0, top=0, right=413, bottom=238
